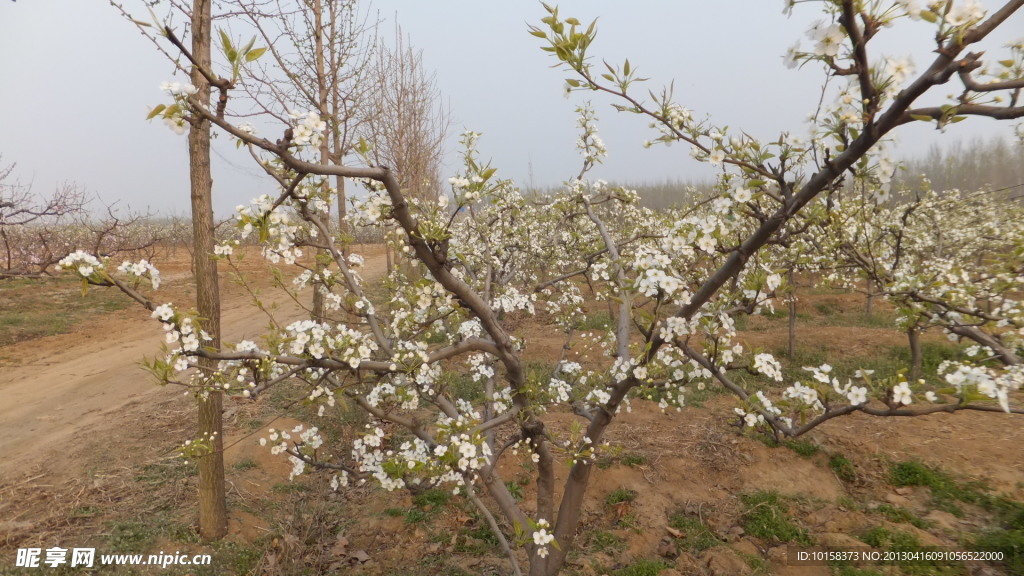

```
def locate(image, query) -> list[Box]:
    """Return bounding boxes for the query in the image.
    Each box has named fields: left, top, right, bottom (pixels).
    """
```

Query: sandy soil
left=0, top=245, right=388, bottom=485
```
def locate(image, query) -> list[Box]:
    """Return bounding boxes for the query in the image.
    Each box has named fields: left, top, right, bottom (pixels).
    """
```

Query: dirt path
left=0, top=246, right=388, bottom=484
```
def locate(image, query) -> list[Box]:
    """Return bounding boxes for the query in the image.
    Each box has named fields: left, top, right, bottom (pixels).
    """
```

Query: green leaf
left=999, top=59, right=1016, bottom=68
left=355, top=136, right=371, bottom=156
left=147, top=104, right=167, bottom=120
left=529, top=28, right=548, bottom=39
left=949, top=115, right=966, bottom=123
left=565, top=78, right=581, bottom=88
left=565, top=17, right=580, bottom=26
left=623, top=59, right=630, bottom=77
left=919, top=10, right=938, bottom=23
left=219, top=29, right=232, bottom=54
left=241, top=36, right=256, bottom=56
left=245, top=47, right=267, bottom=62
left=910, top=114, right=934, bottom=122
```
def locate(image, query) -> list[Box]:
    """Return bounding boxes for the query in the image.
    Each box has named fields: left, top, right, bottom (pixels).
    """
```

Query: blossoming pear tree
left=799, top=184, right=1024, bottom=397
left=65, top=1, right=1024, bottom=574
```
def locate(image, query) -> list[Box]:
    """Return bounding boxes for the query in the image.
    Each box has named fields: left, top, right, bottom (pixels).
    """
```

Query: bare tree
left=228, top=0, right=379, bottom=318
left=363, top=26, right=448, bottom=203
left=0, top=158, right=87, bottom=277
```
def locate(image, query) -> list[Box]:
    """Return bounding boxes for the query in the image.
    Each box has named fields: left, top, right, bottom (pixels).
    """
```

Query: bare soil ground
left=0, top=249, right=1021, bottom=576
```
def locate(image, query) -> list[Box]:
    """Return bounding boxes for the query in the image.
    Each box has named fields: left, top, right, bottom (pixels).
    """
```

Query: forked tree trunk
left=190, top=0, right=227, bottom=540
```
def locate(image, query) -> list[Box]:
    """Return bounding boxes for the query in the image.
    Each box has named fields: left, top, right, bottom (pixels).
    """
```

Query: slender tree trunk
left=787, top=269, right=797, bottom=358
left=907, top=325, right=922, bottom=382
left=311, top=0, right=330, bottom=322
left=336, top=176, right=347, bottom=241
left=190, top=0, right=227, bottom=540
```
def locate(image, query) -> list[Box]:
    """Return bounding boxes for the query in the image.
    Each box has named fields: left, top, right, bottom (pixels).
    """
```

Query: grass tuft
left=668, top=514, right=720, bottom=553
left=606, top=488, right=638, bottom=506
left=740, top=491, right=812, bottom=545
left=612, top=558, right=671, bottom=576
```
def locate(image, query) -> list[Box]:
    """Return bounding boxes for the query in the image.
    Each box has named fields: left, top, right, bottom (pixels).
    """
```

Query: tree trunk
left=310, top=0, right=330, bottom=323
left=787, top=268, right=797, bottom=358
left=190, top=0, right=227, bottom=540
left=907, top=325, right=922, bottom=382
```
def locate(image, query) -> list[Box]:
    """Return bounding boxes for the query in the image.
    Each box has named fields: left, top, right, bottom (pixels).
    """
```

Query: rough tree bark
left=189, top=0, right=227, bottom=540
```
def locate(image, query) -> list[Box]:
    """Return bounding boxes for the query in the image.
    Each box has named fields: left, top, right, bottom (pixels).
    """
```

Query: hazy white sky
left=1, top=2, right=1021, bottom=215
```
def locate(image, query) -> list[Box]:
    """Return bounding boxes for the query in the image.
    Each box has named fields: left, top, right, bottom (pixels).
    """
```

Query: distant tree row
left=894, top=134, right=1024, bottom=193
left=580, top=133, right=1024, bottom=211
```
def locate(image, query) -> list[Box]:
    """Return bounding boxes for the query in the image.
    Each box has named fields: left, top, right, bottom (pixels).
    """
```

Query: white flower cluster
left=890, top=381, right=913, bottom=405
left=282, top=319, right=378, bottom=367
left=532, top=519, right=555, bottom=558
left=734, top=407, right=766, bottom=428
left=806, top=20, right=845, bottom=57
left=117, top=259, right=161, bottom=289
left=575, top=105, right=607, bottom=165
left=945, top=0, right=986, bottom=26
left=448, top=174, right=485, bottom=203
left=349, top=193, right=390, bottom=226
left=895, top=0, right=924, bottom=20
left=753, top=353, right=784, bottom=382
left=159, top=311, right=208, bottom=371
left=783, top=381, right=824, bottom=410
left=260, top=425, right=325, bottom=480
left=289, top=110, right=327, bottom=147
left=468, top=353, right=495, bottom=383
left=434, top=430, right=493, bottom=474
left=234, top=195, right=304, bottom=265
left=803, top=364, right=869, bottom=406
left=585, top=387, right=612, bottom=407
left=548, top=377, right=572, bottom=403
left=56, top=251, right=103, bottom=278
left=940, top=357, right=1021, bottom=413
left=160, top=81, right=197, bottom=97
left=158, top=81, right=197, bottom=135
left=882, top=57, right=915, bottom=99
left=350, top=426, right=405, bottom=492
left=633, top=248, right=686, bottom=299
left=491, top=287, right=536, bottom=314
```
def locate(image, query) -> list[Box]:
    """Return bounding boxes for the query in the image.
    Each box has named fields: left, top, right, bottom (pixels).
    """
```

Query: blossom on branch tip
left=891, top=382, right=913, bottom=405
left=945, top=0, right=986, bottom=26
left=806, top=21, right=844, bottom=57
